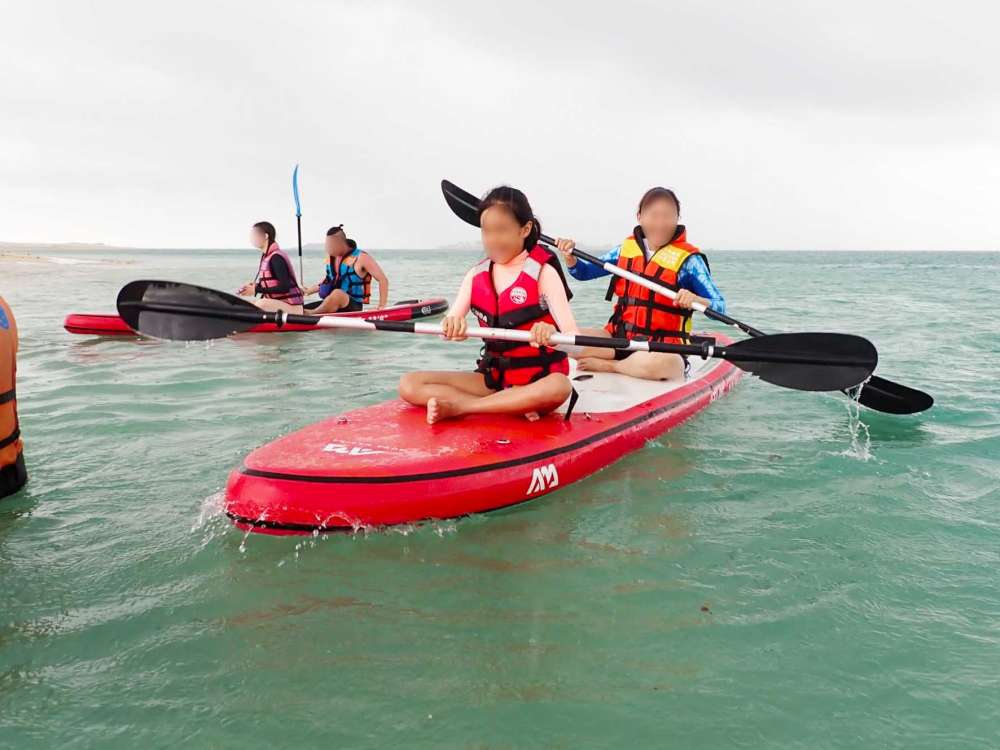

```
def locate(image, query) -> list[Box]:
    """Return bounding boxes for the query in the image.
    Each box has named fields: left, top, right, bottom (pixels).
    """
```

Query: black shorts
left=343, top=299, right=363, bottom=312
left=0, top=453, right=27, bottom=500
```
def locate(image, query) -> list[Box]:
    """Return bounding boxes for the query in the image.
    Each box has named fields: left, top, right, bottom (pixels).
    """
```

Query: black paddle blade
left=847, top=375, right=934, bottom=414
left=116, top=280, right=267, bottom=341
left=722, top=332, right=878, bottom=392
left=441, top=180, right=482, bottom=228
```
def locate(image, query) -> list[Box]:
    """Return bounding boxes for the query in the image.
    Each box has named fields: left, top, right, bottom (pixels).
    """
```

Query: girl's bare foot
left=577, top=356, right=617, bottom=373
left=427, top=397, right=468, bottom=424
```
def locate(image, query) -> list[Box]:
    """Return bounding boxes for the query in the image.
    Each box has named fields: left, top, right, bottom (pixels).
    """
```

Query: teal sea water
left=1, top=248, right=998, bottom=748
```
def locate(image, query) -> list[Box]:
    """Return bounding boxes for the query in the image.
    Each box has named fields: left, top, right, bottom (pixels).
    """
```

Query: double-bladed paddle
left=116, top=280, right=878, bottom=393
left=441, top=179, right=932, bottom=414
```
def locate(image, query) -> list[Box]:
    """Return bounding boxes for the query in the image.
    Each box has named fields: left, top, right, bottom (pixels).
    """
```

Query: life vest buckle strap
left=0, top=425, right=20, bottom=451
left=616, top=295, right=693, bottom=317
left=479, top=349, right=568, bottom=372
left=616, top=320, right=691, bottom=338
left=563, top=387, right=579, bottom=422
left=495, top=304, right=550, bottom=330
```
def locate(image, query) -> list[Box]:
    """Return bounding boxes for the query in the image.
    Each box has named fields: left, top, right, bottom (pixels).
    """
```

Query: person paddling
left=399, top=186, right=577, bottom=424
left=303, top=225, right=389, bottom=314
left=237, top=221, right=306, bottom=313
left=554, top=187, right=725, bottom=381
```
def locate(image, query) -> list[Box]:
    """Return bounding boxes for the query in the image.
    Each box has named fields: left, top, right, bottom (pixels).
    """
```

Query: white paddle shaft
left=299, top=314, right=702, bottom=355
left=582, top=253, right=708, bottom=314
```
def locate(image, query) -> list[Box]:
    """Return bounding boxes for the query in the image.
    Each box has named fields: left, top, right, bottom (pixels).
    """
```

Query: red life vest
left=470, top=245, right=571, bottom=390
left=605, top=225, right=707, bottom=345
left=256, top=243, right=304, bottom=306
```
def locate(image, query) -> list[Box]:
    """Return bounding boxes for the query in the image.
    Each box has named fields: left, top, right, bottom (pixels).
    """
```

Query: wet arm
left=361, top=255, right=389, bottom=308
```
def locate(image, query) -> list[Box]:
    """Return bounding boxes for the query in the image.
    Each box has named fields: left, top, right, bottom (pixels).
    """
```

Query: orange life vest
left=470, top=245, right=571, bottom=390
left=0, top=296, right=26, bottom=499
left=605, top=225, right=707, bottom=345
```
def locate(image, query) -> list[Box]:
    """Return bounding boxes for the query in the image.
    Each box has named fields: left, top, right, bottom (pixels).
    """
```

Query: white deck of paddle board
left=556, top=354, right=722, bottom=414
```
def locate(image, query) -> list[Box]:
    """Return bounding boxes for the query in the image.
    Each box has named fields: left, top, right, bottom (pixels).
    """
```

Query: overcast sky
left=2, top=0, right=998, bottom=250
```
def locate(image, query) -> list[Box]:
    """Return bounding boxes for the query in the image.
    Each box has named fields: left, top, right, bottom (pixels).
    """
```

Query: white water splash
left=837, top=380, right=874, bottom=462
left=190, top=491, right=231, bottom=548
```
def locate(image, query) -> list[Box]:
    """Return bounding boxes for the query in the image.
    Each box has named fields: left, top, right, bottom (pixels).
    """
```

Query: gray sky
left=2, top=0, right=998, bottom=250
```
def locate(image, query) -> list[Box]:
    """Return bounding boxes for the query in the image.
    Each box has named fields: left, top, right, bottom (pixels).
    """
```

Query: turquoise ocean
left=1, top=248, right=998, bottom=748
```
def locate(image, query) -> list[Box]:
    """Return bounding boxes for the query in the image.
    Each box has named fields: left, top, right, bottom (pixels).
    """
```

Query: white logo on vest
left=509, top=286, right=528, bottom=305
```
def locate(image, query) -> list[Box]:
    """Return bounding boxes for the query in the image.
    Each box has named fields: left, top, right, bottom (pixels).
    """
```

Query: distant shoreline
left=0, top=241, right=996, bottom=254
left=0, top=241, right=136, bottom=252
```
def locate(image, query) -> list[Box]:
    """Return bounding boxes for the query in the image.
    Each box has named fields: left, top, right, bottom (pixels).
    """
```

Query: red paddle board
left=63, top=298, right=448, bottom=336
left=225, top=335, right=741, bottom=534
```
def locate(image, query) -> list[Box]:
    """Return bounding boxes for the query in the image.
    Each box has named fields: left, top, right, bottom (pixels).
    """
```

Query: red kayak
left=63, top=298, right=448, bottom=336
left=225, top=335, right=741, bottom=535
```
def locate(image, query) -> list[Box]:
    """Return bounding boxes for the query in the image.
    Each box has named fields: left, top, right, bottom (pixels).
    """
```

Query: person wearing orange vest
left=555, top=187, right=726, bottom=381
left=0, top=296, right=27, bottom=499
left=399, top=186, right=578, bottom=424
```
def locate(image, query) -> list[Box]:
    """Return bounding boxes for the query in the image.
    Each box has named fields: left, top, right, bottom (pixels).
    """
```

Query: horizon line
left=2, top=241, right=998, bottom=254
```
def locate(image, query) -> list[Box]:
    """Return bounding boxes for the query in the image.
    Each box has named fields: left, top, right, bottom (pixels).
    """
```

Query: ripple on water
left=2, top=250, right=999, bottom=746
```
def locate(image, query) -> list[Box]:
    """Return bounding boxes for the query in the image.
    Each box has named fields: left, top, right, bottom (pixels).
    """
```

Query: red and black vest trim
left=469, top=245, right=571, bottom=390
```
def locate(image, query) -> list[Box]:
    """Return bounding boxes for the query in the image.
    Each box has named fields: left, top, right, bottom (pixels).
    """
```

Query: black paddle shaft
left=564, top=242, right=930, bottom=411
left=117, top=280, right=878, bottom=393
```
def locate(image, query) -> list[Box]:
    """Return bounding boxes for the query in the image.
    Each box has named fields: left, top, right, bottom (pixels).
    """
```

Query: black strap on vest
left=476, top=346, right=568, bottom=390
left=478, top=348, right=567, bottom=374
left=563, top=387, right=579, bottom=422
left=0, top=388, right=17, bottom=450
left=0, top=425, right=20, bottom=451
left=471, top=303, right=552, bottom=331
left=614, top=295, right=690, bottom=316
left=545, top=250, right=574, bottom=302
left=612, top=320, right=692, bottom=341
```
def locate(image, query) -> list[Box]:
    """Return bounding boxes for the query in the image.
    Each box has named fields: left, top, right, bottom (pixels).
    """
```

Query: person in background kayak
left=554, top=186, right=725, bottom=381
left=399, top=186, right=578, bottom=425
left=0, top=296, right=27, bottom=500
left=237, top=221, right=306, bottom=313
left=303, top=225, right=389, bottom=314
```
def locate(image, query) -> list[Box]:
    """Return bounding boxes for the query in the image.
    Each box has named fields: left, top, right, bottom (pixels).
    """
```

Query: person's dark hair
left=478, top=185, right=541, bottom=251
left=346, top=239, right=357, bottom=250
left=253, top=221, right=277, bottom=246
left=326, top=224, right=345, bottom=237
left=637, top=187, right=681, bottom=216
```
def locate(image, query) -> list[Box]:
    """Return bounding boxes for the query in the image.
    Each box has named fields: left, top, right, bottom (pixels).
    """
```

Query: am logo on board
left=527, top=464, right=559, bottom=494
